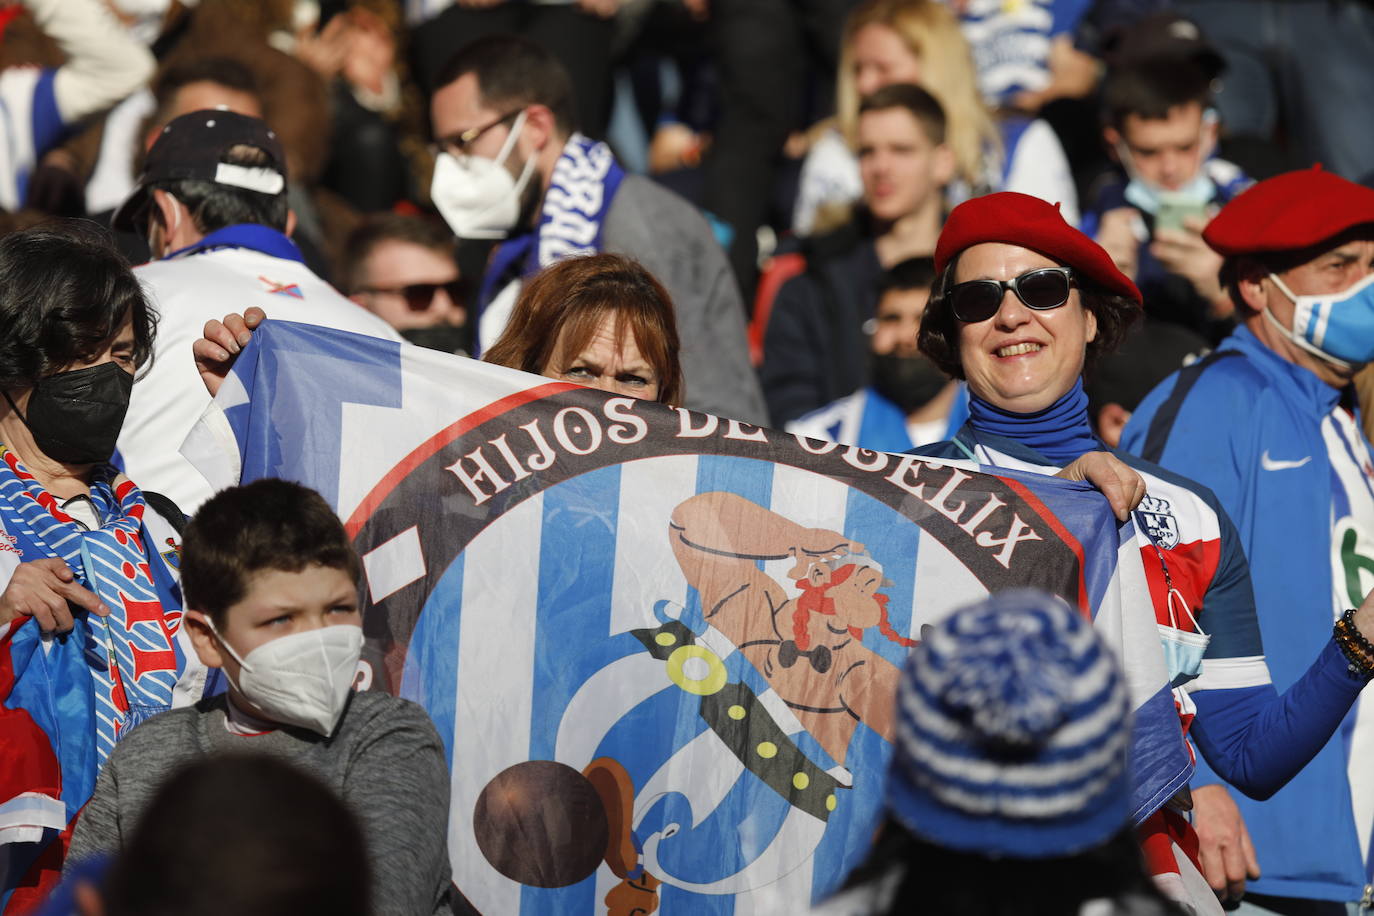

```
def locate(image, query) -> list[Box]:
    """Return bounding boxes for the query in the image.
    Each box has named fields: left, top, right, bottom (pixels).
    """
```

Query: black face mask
left=400, top=323, right=469, bottom=355
left=869, top=352, right=949, bottom=415
left=4, top=362, right=134, bottom=465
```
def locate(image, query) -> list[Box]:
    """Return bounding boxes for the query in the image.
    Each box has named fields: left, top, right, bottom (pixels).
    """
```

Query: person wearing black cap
left=1124, top=169, right=1374, bottom=914
left=1084, top=13, right=1251, bottom=345
left=914, top=191, right=1374, bottom=916
left=110, top=109, right=401, bottom=514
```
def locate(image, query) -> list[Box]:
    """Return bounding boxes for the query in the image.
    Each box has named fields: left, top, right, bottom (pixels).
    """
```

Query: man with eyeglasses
left=109, top=110, right=401, bottom=513
left=343, top=214, right=467, bottom=354
left=1123, top=168, right=1374, bottom=915
left=428, top=34, right=767, bottom=426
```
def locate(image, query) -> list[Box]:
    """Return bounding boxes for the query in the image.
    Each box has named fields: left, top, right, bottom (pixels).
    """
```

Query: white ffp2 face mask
left=431, top=110, right=537, bottom=240
left=212, top=622, right=364, bottom=737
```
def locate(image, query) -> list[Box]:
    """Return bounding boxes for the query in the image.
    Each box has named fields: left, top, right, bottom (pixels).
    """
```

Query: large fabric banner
left=186, top=321, right=1191, bottom=915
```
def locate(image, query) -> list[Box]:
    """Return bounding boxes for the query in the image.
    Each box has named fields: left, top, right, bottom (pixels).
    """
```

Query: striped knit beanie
left=888, top=589, right=1130, bottom=858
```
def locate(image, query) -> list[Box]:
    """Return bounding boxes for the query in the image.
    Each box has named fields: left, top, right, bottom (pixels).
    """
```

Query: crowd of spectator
left=0, top=0, right=1372, bottom=914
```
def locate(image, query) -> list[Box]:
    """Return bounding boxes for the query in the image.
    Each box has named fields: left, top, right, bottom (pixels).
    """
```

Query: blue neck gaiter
left=967, top=380, right=1098, bottom=466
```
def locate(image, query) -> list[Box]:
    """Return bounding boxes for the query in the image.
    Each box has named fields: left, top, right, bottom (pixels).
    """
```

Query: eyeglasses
left=358, top=280, right=463, bottom=312
left=431, top=110, right=521, bottom=159
left=949, top=267, right=1075, bottom=322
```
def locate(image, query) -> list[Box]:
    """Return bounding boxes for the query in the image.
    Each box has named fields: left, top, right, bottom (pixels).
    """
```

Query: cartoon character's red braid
left=874, top=595, right=918, bottom=648
left=792, top=565, right=917, bottom=650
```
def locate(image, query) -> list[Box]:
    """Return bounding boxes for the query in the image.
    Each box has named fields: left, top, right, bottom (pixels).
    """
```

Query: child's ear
left=184, top=610, right=225, bottom=669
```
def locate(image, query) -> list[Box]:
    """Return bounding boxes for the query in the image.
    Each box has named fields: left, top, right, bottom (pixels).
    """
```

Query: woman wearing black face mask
left=0, top=224, right=209, bottom=896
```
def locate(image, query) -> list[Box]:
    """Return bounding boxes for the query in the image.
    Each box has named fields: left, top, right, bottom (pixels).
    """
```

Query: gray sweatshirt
left=68, top=691, right=453, bottom=916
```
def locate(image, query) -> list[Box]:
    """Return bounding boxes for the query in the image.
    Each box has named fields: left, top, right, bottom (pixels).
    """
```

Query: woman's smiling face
left=954, top=243, right=1097, bottom=414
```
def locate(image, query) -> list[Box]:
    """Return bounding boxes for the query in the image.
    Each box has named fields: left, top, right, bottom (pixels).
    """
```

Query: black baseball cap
left=1102, top=14, right=1226, bottom=80
left=112, top=108, right=288, bottom=233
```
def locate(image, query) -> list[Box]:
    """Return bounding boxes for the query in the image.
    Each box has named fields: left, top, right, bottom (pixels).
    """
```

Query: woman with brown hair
left=483, top=253, right=684, bottom=406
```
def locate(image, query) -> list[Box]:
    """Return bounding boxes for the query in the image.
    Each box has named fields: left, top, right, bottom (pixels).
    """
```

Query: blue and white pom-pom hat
left=888, top=589, right=1131, bottom=859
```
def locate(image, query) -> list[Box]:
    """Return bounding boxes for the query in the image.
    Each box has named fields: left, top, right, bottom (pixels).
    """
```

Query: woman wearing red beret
left=908, top=192, right=1374, bottom=915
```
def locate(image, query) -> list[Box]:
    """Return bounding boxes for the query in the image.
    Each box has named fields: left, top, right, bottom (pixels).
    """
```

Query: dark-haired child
left=67, top=479, right=454, bottom=916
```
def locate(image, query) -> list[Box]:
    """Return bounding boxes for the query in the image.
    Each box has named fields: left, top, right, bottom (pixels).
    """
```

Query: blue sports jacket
left=1123, top=324, right=1374, bottom=902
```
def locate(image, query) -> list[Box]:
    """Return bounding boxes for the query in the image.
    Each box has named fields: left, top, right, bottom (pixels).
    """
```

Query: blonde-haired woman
left=793, top=0, right=1078, bottom=236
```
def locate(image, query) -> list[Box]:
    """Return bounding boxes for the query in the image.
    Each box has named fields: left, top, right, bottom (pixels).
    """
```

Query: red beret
left=1203, top=166, right=1374, bottom=257
left=935, top=192, right=1142, bottom=305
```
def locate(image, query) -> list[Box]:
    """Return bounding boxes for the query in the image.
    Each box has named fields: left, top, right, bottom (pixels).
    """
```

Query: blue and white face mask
left=1267, top=272, right=1374, bottom=370
left=1157, top=588, right=1209, bottom=687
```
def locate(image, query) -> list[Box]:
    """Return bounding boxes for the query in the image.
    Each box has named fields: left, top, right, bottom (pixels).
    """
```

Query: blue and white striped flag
left=185, top=320, right=1191, bottom=914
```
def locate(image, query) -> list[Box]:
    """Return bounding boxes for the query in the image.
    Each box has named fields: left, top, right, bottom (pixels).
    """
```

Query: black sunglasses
left=359, top=280, right=463, bottom=312
left=948, top=267, right=1075, bottom=322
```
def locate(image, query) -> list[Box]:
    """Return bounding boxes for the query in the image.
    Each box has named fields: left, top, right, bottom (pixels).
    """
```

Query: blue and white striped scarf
left=0, top=447, right=182, bottom=761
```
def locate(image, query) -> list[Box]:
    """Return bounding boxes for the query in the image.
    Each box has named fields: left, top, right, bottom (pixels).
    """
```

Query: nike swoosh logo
left=1261, top=451, right=1313, bottom=471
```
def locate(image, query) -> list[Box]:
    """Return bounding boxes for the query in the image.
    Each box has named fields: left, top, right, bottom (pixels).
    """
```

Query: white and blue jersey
left=916, top=421, right=1367, bottom=874
left=1123, top=324, right=1374, bottom=903
left=0, top=66, right=64, bottom=213
left=946, top=0, right=1093, bottom=109
left=116, top=225, right=402, bottom=513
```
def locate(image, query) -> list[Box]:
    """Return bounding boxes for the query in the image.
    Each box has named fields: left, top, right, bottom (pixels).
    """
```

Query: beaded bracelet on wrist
left=1334, top=609, right=1374, bottom=679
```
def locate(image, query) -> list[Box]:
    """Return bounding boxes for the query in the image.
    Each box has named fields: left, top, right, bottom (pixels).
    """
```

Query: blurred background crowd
left=3, top=0, right=1370, bottom=449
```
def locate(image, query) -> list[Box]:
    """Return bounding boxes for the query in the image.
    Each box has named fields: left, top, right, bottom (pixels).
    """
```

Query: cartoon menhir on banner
left=472, top=490, right=919, bottom=914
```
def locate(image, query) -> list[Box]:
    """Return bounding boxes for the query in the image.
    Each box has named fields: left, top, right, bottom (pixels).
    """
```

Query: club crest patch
left=1137, top=495, right=1179, bottom=550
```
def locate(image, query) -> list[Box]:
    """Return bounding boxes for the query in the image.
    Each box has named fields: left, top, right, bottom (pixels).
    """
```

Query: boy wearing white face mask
left=65, top=479, right=455, bottom=916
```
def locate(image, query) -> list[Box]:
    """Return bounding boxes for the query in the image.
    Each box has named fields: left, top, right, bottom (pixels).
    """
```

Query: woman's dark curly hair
left=0, top=221, right=155, bottom=391
left=917, top=251, right=1139, bottom=381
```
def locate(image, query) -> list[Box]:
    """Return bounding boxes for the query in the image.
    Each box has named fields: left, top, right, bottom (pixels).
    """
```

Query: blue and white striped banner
left=186, top=320, right=1190, bottom=914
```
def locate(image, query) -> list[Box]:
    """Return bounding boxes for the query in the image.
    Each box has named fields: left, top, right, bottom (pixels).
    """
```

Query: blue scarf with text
left=476, top=134, right=626, bottom=348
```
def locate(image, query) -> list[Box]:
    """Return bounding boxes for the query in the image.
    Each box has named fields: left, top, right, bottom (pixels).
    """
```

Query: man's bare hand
left=0, top=558, right=108, bottom=634
left=1056, top=451, right=1146, bottom=521
left=1192, top=783, right=1260, bottom=902
left=193, top=308, right=265, bottom=397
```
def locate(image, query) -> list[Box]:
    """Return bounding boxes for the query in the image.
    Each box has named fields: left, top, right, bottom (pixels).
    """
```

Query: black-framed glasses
left=949, top=267, right=1075, bottom=322
left=430, top=110, right=522, bottom=159
left=358, top=280, right=463, bottom=312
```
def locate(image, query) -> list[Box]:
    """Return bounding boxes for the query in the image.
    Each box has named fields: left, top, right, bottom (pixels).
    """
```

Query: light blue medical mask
left=1267, top=272, right=1374, bottom=370
left=1158, top=588, right=1209, bottom=687
left=1123, top=170, right=1215, bottom=216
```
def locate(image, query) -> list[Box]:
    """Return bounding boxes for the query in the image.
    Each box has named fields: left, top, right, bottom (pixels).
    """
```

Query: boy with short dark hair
left=1084, top=15, right=1252, bottom=343
left=67, top=479, right=454, bottom=916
